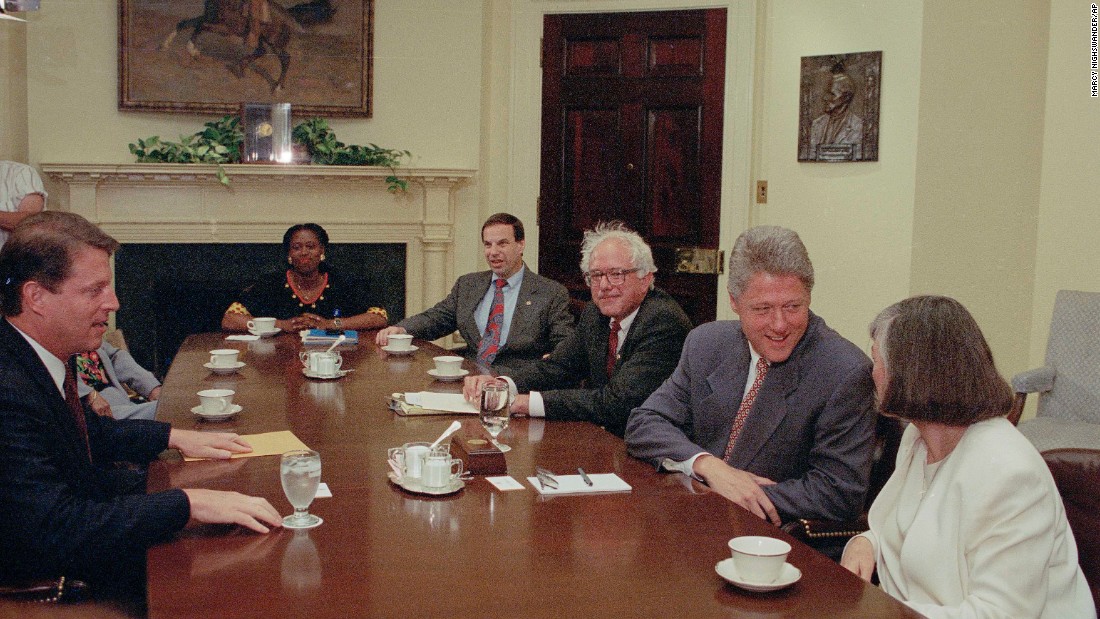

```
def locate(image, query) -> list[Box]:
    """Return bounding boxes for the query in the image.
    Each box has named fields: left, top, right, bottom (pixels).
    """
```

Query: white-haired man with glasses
left=463, top=221, right=691, bottom=437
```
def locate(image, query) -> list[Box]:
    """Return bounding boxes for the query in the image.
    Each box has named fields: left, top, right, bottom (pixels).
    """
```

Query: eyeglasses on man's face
left=583, top=267, right=640, bottom=287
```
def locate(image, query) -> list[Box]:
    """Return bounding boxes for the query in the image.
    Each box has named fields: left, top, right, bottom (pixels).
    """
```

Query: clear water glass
left=281, top=449, right=323, bottom=529
left=479, top=382, right=512, bottom=453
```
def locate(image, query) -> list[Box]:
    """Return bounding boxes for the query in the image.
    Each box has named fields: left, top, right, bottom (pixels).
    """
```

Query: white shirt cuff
left=661, top=452, right=709, bottom=479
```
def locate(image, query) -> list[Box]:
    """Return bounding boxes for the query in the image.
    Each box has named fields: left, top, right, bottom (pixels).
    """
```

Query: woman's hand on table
left=169, top=429, right=253, bottom=460
left=840, top=535, right=876, bottom=582
left=85, top=390, right=113, bottom=417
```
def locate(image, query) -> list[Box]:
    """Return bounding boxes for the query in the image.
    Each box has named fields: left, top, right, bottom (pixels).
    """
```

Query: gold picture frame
left=119, top=0, right=373, bottom=117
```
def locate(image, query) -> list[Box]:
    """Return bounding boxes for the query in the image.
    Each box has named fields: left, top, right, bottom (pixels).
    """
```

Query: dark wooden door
left=539, top=9, right=726, bottom=325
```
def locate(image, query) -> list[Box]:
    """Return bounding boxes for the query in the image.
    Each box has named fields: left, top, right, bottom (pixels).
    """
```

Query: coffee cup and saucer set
left=427, top=355, right=468, bottom=382
left=381, top=333, right=418, bottom=356
left=715, top=536, right=802, bottom=592
left=300, top=350, right=349, bottom=380
left=247, top=317, right=281, bottom=338
left=191, top=389, right=242, bottom=422
left=205, top=349, right=246, bottom=375
left=386, top=442, right=465, bottom=496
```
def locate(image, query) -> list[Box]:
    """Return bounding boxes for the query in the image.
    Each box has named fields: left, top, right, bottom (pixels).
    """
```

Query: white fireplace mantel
left=42, top=162, right=476, bottom=318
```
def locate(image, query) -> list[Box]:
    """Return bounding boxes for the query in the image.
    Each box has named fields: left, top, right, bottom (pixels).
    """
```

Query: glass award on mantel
left=242, top=103, right=292, bottom=164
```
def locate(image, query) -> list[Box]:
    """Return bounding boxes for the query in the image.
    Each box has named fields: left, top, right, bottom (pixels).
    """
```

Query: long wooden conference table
left=124, top=333, right=918, bottom=617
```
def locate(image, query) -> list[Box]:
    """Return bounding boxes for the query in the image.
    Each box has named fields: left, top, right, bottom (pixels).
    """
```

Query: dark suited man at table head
left=463, top=221, right=692, bottom=437
left=375, top=213, right=574, bottom=375
left=625, top=225, right=875, bottom=525
left=0, top=211, right=281, bottom=601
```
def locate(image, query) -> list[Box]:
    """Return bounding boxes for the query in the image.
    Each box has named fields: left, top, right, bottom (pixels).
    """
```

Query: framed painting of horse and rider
left=119, top=0, right=374, bottom=117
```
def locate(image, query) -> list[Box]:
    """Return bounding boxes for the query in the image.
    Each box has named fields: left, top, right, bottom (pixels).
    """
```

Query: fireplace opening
left=114, top=243, right=406, bottom=376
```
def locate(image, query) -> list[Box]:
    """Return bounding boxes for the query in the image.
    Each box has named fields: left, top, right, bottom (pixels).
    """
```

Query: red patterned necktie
left=63, top=361, right=92, bottom=462
left=606, top=318, right=620, bottom=378
left=723, top=357, right=769, bottom=461
left=477, top=278, right=508, bottom=365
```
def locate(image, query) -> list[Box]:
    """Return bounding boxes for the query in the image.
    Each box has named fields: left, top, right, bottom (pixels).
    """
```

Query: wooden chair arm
left=0, top=576, right=88, bottom=603
left=1007, top=392, right=1028, bottom=426
left=781, top=516, right=869, bottom=543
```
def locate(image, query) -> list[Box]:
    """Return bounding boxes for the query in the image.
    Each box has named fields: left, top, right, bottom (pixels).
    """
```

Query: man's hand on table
left=169, top=429, right=253, bottom=460
left=375, top=326, right=407, bottom=346
left=462, top=374, right=500, bottom=402
left=693, top=455, right=781, bottom=525
left=183, top=489, right=282, bottom=533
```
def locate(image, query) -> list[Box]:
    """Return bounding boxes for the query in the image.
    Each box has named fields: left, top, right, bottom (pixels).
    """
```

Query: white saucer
left=302, top=368, right=350, bottom=380
left=387, top=471, right=465, bottom=496
left=190, top=404, right=243, bottom=421
left=715, top=558, right=801, bottom=592
left=427, top=368, right=469, bottom=382
left=381, top=344, right=418, bottom=355
left=204, top=361, right=246, bottom=375
left=248, top=327, right=282, bottom=338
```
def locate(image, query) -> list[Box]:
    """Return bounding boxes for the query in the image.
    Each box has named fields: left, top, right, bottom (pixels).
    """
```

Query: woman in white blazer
left=842, top=296, right=1094, bottom=619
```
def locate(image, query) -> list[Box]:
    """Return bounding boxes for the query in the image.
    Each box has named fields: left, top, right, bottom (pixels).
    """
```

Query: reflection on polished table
left=138, top=333, right=920, bottom=618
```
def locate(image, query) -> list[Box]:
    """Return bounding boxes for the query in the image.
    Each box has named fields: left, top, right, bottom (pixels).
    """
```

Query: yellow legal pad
left=183, top=430, right=311, bottom=461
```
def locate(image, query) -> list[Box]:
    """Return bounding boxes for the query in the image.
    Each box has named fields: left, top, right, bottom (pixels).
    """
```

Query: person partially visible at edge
left=76, top=338, right=162, bottom=420
left=462, top=221, right=692, bottom=438
left=0, top=211, right=281, bottom=603
left=376, top=213, right=574, bottom=376
left=841, top=295, right=1094, bottom=618
left=222, top=222, right=389, bottom=333
left=625, top=225, right=876, bottom=525
left=0, top=161, right=47, bottom=249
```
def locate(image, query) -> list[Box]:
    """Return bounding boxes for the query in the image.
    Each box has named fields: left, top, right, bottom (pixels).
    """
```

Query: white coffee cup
left=387, top=333, right=413, bottom=350
left=387, top=442, right=432, bottom=479
left=300, top=350, right=342, bottom=375
left=433, top=355, right=464, bottom=375
left=728, top=536, right=791, bottom=584
left=197, top=388, right=235, bottom=414
left=422, top=446, right=463, bottom=490
left=247, top=317, right=277, bottom=332
left=209, top=349, right=240, bottom=368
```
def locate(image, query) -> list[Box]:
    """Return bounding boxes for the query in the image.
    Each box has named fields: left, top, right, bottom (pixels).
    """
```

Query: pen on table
left=578, top=467, right=593, bottom=486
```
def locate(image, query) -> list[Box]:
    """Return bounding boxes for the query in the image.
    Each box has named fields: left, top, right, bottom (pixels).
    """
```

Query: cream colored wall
left=0, top=19, right=29, bottom=161
left=23, top=0, right=487, bottom=291
left=750, top=0, right=923, bottom=346
left=910, top=0, right=1048, bottom=380
left=1030, top=0, right=1100, bottom=371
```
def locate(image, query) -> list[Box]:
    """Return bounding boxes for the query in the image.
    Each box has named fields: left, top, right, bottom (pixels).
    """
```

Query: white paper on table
left=316, top=482, right=332, bottom=498
left=486, top=476, right=526, bottom=491
left=403, top=392, right=479, bottom=414
left=526, top=473, right=632, bottom=495
left=226, top=334, right=260, bottom=341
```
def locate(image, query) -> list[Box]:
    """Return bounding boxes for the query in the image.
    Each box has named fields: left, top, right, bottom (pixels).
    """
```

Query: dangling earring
left=288, top=256, right=293, bottom=264
left=321, top=254, right=326, bottom=261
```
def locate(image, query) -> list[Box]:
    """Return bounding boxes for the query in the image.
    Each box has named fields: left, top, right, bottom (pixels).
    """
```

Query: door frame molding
left=506, top=0, right=758, bottom=321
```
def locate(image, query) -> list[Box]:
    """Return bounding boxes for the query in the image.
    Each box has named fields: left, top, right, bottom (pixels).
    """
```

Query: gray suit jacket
left=625, top=313, right=876, bottom=522
left=76, top=342, right=160, bottom=420
left=397, top=265, right=574, bottom=375
left=511, top=288, right=692, bottom=437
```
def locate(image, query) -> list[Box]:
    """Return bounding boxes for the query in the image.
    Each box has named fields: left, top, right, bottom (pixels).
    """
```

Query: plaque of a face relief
left=798, top=51, right=882, bottom=162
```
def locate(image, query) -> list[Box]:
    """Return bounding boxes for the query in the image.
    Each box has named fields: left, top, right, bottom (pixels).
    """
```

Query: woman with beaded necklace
left=221, top=223, right=388, bottom=333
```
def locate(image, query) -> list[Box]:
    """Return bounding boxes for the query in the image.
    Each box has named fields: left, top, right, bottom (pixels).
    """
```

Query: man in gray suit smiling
left=625, top=226, right=875, bottom=525
left=376, top=213, right=574, bottom=375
